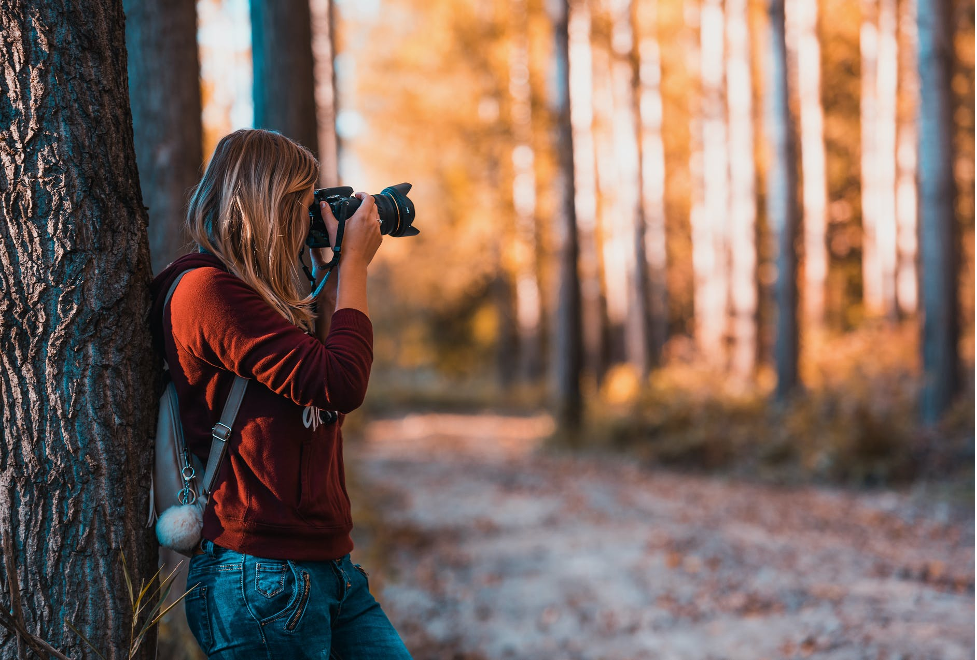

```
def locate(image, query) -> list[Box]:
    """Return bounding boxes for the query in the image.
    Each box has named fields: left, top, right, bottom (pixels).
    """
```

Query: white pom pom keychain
left=156, top=502, right=205, bottom=554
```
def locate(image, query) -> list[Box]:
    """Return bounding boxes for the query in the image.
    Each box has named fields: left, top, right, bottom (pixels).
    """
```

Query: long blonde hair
left=187, top=129, right=319, bottom=332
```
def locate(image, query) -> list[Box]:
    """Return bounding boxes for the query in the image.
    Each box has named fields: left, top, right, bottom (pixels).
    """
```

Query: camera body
left=306, top=183, right=418, bottom=249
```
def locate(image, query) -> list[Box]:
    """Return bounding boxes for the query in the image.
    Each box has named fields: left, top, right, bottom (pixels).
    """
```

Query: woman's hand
left=341, top=192, right=382, bottom=267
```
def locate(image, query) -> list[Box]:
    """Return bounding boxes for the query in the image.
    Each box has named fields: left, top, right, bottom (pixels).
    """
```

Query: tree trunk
left=633, top=0, right=668, bottom=372
left=548, top=0, right=583, bottom=431
left=789, top=0, right=829, bottom=329
left=765, top=0, right=800, bottom=399
left=509, top=0, right=544, bottom=382
left=860, top=0, right=884, bottom=315
left=0, top=1, right=158, bottom=657
left=125, top=0, right=202, bottom=274
left=694, top=0, right=730, bottom=367
left=252, top=0, right=319, bottom=157
left=875, top=0, right=900, bottom=319
left=895, top=0, right=918, bottom=315
left=725, top=0, right=758, bottom=379
left=916, top=0, right=958, bottom=424
left=311, top=0, right=340, bottom=186
left=568, top=0, right=608, bottom=386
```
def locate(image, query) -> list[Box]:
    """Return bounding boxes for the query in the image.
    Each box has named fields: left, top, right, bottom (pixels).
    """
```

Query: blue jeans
left=184, top=539, right=413, bottom=659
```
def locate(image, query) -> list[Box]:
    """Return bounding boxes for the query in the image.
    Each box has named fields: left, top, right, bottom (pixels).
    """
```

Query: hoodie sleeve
left=168, top=267, right=373, bottom=413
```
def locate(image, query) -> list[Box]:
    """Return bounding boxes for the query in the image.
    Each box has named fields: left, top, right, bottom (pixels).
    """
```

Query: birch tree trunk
left=633, top=0, right=669, bottom=371
left=860, top=0, right=882, bottom=314
left=0, top=1, right=159, bottom=657
left=311, top=0, right=340, bottom=186
left=895, top=0, right=918, bottom=316
left=549, top=0, right=583, bottom=431
left=916, top=0, right=959, bottom=424
left=789, top=0, right=829, bottom=329
left=125, top=0, right=202, bottom=274
left=725, top=0, right=758, bottom=379
left=252, top=0, right=319, bottom=156
left=695, top=0, right=730, bottom=367
left=509, top=0, right=544, bottom=381
left=765, top=0, right=801, bottom=399
left=875, top=0, right=900, bottom=319
left=568, top=0, right=608, bottom=384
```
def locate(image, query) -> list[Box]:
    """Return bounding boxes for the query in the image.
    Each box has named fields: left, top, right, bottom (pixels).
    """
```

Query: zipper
left=286, top=571, right=311, bottom=631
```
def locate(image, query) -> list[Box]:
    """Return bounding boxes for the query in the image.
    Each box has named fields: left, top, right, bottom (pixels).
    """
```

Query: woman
left=149, top=129, right=412, bottom=658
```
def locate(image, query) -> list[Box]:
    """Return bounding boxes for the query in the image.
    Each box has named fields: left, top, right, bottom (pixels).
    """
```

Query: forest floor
left=347, top=412, right=975, bottom=660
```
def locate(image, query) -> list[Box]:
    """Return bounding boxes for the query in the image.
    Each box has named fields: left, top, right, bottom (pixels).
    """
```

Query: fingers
left=319, top=201, right=339, bottom=247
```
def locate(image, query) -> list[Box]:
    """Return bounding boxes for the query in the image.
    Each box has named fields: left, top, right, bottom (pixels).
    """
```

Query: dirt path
left=348, top=413, right=975, bottom=660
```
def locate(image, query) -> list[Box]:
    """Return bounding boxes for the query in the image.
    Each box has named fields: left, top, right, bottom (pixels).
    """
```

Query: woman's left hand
left=311, top=201, right=340, bottom=304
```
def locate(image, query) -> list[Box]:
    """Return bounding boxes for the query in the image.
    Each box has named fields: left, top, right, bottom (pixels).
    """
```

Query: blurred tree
left=508, top=0, right=544, bottom=381
left=693, top=0, right=730, bottom=368
left=251, top=0, right=319, bottom=156
left=568, top=0, right=609, bottom=385
left=125, top=0, right=202, bottom=273
left=895, top=0, right=919, bottom=316
left=789, top=0, right=829, bottom=329
left=311, top=0, right=340, bottom=186
left=765, top=0, right=801, bottom=398
left=725, top=0, right=757, bottom=378
left=861, top=0, right=881, bottom=314
left=0, top=1, right=158, bottom=657
left=548, top=0, right=583, bottom=430
left=917, top=0, right=959, bottom=423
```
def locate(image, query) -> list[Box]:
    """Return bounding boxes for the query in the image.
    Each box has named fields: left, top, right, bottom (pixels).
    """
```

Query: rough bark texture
left=252, top=0, right=319, bottom=157
left=125, top=0, right=202, bottom=274
left=549, top=0, right=583, bottom=431
left=765, top=0, right=800, bottom=399
left=0, top=1, right=159, bottom=657
left=916, top=0, right=959, bottom=424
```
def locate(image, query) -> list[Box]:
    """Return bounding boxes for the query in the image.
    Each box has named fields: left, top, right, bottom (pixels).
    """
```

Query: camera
left=306, top=183, right=418, bottom=249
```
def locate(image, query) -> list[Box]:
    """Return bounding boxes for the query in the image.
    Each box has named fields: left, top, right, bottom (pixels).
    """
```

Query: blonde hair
left=187, top=129, right=319, bottom=332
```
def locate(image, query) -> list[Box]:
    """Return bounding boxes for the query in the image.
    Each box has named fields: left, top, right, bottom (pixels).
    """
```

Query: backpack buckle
left=212, top=422, right=232, bottom=442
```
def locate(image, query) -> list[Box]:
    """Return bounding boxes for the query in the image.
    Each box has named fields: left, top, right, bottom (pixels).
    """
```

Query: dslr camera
left=306, top=182, right=418, bottom=249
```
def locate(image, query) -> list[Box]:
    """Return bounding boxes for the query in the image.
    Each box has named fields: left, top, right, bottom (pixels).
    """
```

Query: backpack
left=146, top=268, right=249, bottom=556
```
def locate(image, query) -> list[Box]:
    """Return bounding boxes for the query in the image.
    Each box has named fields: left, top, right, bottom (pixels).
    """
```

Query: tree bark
left=311, top=0, right=340, bottom=186
left=252, top=0, right=319, bottom=157
left=548, top=0, right=583, bottom=432
left=725, top=0, right=758, bottom=379
left=125, top=0, right=203, bottom=274
left=0, top=1, right=158, bottom=657
left=765, top=0, right=801, bottom=399
left=789, top=0, right=829, bottom=329
left=916, top=0, right=959, bottom=424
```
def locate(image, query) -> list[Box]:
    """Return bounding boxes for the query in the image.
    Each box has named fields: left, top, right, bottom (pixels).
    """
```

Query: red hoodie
left=149, top=253, right=373, bottom=561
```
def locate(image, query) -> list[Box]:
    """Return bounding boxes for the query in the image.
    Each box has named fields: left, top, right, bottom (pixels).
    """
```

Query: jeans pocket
left=184, top=583, right=213, bottom=654
left=246, top=559, right=301, bottom=625
left=255, top=562, right=288, bottom=598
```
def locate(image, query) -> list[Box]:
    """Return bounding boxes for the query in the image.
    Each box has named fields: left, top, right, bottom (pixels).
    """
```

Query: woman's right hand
left=341, top=192, right=382, bottom=267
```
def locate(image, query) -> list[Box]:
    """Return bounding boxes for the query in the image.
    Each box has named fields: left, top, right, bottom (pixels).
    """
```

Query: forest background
left=0, top=0, right=974, bottom=656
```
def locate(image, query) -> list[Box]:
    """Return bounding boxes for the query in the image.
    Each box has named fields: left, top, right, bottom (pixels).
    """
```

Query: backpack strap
left=163, top=267, right=249, bottom=501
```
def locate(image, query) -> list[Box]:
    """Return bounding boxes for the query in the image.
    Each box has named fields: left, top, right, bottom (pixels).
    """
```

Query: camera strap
left=300, top=198, right=351, bottom=297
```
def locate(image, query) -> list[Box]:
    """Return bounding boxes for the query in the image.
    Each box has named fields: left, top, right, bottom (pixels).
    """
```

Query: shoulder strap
left=163, top=267, right=249, bottom=500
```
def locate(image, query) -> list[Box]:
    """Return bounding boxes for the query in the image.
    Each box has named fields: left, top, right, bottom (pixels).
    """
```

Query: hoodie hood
left=150, top=252, right=229, bottom=356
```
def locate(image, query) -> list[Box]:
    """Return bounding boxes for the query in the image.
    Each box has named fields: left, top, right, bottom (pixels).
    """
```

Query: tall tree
left=0, top=1, right=158, bottom=657
left=895, top=0, right=918, bottom=315
left=765, top=0, right=800, bottom=399
left=125, top=0, right=203, bottom=274
left=789, top=0, right=829, bottom=329
left=693, top=0, right=730, bottom=367
left=310, top=0, right=340, bottom=186
left=632, top=0, right=668, bottom=372
left=875, top=0, right=900, bottom=318
left=508, top=0, right=544, bottom=381
left=916, top=0, right=959, bottom=423
left=860, top=0, right=882, bottom=313
left=252, top=0, right=319, bottom=155
left=568, top=0, right=608, bottom=384
left=549, top=0, right=583, bottom=431
left=725, top=0, right=758, bottom=378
